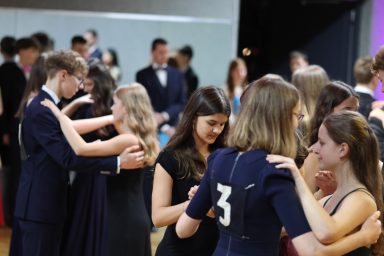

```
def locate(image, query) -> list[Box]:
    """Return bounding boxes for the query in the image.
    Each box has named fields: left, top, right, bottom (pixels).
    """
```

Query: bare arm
left=176, top=212, right=202, bottom=238
left=267, top=155, right=377, bottom=244
left=41, top=99, right=139, bottom=157
left=292, top=211, right=381, bottom=256
left=72, top=115, right=114, bottom=135
left=61, top=94, right=93, bottom=117
left=152, top=163, right=189, bottom=228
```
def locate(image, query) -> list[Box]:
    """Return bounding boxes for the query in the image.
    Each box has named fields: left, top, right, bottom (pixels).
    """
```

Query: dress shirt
left=152, top=63, right=167, bottom=87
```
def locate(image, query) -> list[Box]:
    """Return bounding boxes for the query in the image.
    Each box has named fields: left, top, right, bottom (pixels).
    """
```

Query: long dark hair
left=323, top=111, right=384, bottom=256
left=165, top=86, right=231, bottom=180
left=87, top=61, right=117, bottom=136
left=308, top=81, right=359, bottom=146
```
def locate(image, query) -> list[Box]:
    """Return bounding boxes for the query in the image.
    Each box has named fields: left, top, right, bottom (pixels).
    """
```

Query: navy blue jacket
left=15, top=90, right=118, bottom=224
left=136, top=65, right=186, bottom=127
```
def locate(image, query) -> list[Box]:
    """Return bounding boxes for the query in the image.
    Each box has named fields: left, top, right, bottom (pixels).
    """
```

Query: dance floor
left=0, top=226, right=165, bottom=256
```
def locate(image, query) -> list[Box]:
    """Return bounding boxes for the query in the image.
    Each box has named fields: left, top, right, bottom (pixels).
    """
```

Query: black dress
left=107, top=168, right=151, bottom=256
left=61, top=106, right=114, bottom=256
left=155, top=149, right=219, bottom=256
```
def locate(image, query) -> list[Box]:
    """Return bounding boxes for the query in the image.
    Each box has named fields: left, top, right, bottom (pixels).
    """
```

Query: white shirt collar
left=354, top=84, right=374, bottom=97
left=42, top=85, right=60, bottom=104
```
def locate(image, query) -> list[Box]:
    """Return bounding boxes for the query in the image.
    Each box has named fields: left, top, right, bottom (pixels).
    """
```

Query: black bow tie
left=154, top=65, right=167, bottom=71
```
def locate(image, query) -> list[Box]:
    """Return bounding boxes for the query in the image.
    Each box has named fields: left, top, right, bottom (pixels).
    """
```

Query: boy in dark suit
left=12, top=50, right=144, bottom=256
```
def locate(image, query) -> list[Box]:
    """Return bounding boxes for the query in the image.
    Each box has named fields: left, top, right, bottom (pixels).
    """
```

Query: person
left=136, top=38, right=186, bottom=137
left=84, top=29, right=102, bottom=60
left=291, top=65, right=329, bottom=141
left=152, top=86, right=231, bottom=255
left=268, top=110, right=384, bottom=256
left=353, top=56, right=379, bottom=119
left=106, top=84, right=159, bottom=256
left=31, top=32, right=53, bottom=55
left=102, top=48, right=122, bottom=82
left=55, top=61, right=117, bottom=256
left=368, top=47, right=384, bottom=162
left=175, top=45, right=199, bottom=99
left=175, top=76, right=381, bottom=255
left=71, top=35, right=88, bottom=59
left=137, top=38, right=187, bottom=231
left=289, top=51, right=309, bottom=74
left=0, top=36, right=16, bottom=227
left=11, top=50, right=144, bottom=256
left=15, top=56, right=47, bottom=119
left=224, top=58, right=248, bottom=124
left=0, top=37, right=39, bottom=228
left=42, top=82, right=159, bottom=256
left=303, top=81, right=359, bottom=194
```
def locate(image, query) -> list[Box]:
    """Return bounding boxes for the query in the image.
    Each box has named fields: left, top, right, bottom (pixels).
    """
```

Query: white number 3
left=217, top=183, right=232, bottom=226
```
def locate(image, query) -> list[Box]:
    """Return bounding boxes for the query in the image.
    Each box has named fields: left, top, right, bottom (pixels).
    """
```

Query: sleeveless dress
left=107, top=167, right=151, bottom=256
left=323, top=188, right=373, bottom=256
left=155, top=149, right=219, bottom=256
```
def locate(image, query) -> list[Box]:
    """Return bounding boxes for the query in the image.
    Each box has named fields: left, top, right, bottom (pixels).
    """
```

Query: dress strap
left=329, top=188, right=372, bottom=216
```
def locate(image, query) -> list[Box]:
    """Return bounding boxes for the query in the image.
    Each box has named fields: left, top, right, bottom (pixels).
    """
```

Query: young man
left=136, top=38, right=186, bottom=137
left=12, top=50, right=144, bottom=256
left=353, top=56, right=379, bottom=119
left=176, top=45, right=199, bottom=99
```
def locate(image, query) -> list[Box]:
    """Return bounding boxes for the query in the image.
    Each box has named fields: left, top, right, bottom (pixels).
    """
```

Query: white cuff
left=117, top=156, right=121, bottom=174
left=161, top=111, right=170, bottom=122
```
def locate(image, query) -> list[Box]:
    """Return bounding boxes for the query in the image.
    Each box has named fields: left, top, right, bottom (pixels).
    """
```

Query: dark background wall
left=239, top=0, right=364, bottom=84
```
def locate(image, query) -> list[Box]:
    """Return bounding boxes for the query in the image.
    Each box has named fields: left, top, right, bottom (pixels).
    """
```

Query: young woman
left=152, top=86, right=231, bottom=255
left=291, top=65, right=329, bottom=142
left=42, top=83, right=158, bottom=256
left=268, top=110, right=384, bottom=256
left=303, top=81, right=359, bottom=195
left=225, top=58, right=247, bottom=124
left=175, top=76, right=381, bottom=255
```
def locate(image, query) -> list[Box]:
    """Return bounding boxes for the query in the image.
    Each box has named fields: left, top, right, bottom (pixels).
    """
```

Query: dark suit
left=136, top=65, right=186, bottom=127
left=184, top=66, right=199, bottom=99
left=0, top=61, right=26, bottom=227
left=89, top=47, right=102, bottom=60
left=12, top=89, right=118, bottom=256
left=356, top=91, right=375, bottom=120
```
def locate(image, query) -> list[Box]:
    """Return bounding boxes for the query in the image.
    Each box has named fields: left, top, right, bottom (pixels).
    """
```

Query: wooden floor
left=0, top=226, right=165, bottom=256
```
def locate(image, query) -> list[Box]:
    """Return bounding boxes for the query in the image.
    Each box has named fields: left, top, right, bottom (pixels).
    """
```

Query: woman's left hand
left=266, top=154, right=302, bottom=179
left=41, top=99, right=62, bottom=119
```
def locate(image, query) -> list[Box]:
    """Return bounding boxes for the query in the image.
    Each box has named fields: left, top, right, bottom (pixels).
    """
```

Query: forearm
left=72, top=115, right=113, bottom=135
left=176, top=212, right=201, bottom=238
left=58, top=114, right=88, bottom=155
left=313, top=231, right=371, bottom=256
left=61, top=100, right=81, bottom=117
left=152, top=201, right=188, bottom=228
left=294, top=175, right=338, bottom=243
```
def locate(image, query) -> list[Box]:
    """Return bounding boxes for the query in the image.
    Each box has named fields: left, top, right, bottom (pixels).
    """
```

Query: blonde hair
left=229, top=76, right=299, bottom=158
left=115, top=83, right=159, bottom=165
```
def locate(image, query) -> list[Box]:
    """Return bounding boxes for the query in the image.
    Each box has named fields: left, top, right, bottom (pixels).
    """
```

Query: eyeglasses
left=71, top=74, right=84, bottom=86
left=293, top=112, right=304, bottom=121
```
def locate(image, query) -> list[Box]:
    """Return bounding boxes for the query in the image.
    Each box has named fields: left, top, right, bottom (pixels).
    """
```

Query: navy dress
left=155, top=149, right=219, bottom=256
left=61, top=105, right=115, bottom=256
left=187, top=148, right=312, bottom=256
